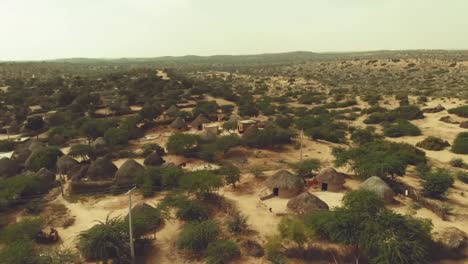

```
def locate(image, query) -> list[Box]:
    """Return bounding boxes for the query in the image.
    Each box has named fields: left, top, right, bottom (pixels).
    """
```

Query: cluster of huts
left=264, top=168, right=394, bottom=215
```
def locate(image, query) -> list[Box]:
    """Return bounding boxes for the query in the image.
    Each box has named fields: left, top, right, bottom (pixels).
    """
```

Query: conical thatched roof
left=199, top=130, right=217, bottom=142
left=144, top=151, right=165, bottom=166
left=91, top=137, right=106, bottom=148
left=86, top=156, right=117, bottom=180
left=287, top=192, right=329, bottom=215
left=114, top=159, right=145, bottom=184
left=190, top=114, right=210, bottom=128
left=170, top=117, right=187, bottom=129
left=36, top=168, right=56, bottom=185
left=360, top=176, right=394, bottom=203
left=265, top=170, right=304, bottom=190
left=12, top=146, right=31, bottom=164
left=28, top=140, right=44, bottom=152
left=165, top=105, right=179, bottom=117
left=315, top=167, right=345, bottom=185
left=57, top=155, right=79, bottom=175
left=125, top=203, right=163, bottom=235
left=0, top=157, right=20, bottom=178
left=242, top=124, right=258, bottom=139
left=228, top=115, right=241, bottom=123
left=69, top=164, right=89, bottom=182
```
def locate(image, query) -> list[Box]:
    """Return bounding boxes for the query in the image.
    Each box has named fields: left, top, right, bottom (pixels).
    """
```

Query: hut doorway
left=273, top=188, right=279, bottom=196
left=321, top=183, right=328, bottom=191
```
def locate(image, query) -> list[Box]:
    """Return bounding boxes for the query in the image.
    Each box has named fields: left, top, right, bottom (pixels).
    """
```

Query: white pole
left=126, top=186, right=137, bottom=263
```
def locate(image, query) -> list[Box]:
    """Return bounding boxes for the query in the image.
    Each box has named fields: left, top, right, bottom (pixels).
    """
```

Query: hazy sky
left=1, top=0, right=467, bottom=60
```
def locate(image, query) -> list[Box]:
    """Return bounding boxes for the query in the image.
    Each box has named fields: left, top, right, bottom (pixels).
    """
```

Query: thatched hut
left=190, top=114, right=210, bottom=130
left=114, top=159, right=145, bottom=186
left=69, top=164, right=89, bottom=182
left=170, top=117, right=187, bottom=130
left=0, top=157, right=20, bottom=178
left=238, top=120, right=257, bottom=133
left=86, top=157, right=117, bottom=180
left=91, top=137, right=106, bottom=148
left=56, top=155, right=79, bottom=175
left=125, top=203, right=163, bottom=237
left=315, top=167, right=345, bottom=191
left=287, top=192, right=329, bottom=215
left=144, top=151, right=165, bottom=166
left=165, top=105, right=179, bottom=118
left=265, top=170, right=304, bottom=198
left=36, top=168, right=56, bottom=185
left=199, top=130, right=217, bottom=142
left=360, top=176, right=394, bottom=203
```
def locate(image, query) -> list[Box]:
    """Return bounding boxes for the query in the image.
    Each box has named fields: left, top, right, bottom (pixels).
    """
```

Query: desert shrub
left=135, top=166, right=184, bottom=196
left=383, top=120, right=421, bottom=137
left=218, top=163, right=240, bottom=187
left=333, top=140, right=426, bottom=180
left=452, top=132, right=468, bottom=154
left=206, top=240, right=241, bottom=264
left=179, top=170, right=224, bottom=197
left=193, top=101, right=219, bottom=117
left=448, top=105, right=468, bottom=118
left=416, top=136, right=450, bottom=151
left=176, top=200, right=211, bottom=222
left=166, top=133, right=200, bottom=156
left=275, top=115, right=293, bottom=129
left=449, top=158, right=466, bottom=168
left=243, top=123, right=295, bottom=148
left=77, top=216, right=130, bottom=263
left=104, top=127, right=129, bottom=146
left=296, top=115, right=347, bottom=143
left=422, top=169, right=454, bottom=199
left=214, top=135, right=241, bottom=154
left=0, top=239, right=38, bottom=264
left=176, top=220, right=220, bottom=252
left=364, top=111, right=393, bottom=124
left=125, top=204, right=163, bottom=237
left=0, top=217, right=44, bottom=243
left=0, top=172, right=55, bottom=210
left=391, top=105, right=424, bottom=120
left=305, top=189, right=432, bottom=264
left=351, top=127, right=381, bottom=145
left=47, top=126, right=78, bottom=144
left=0, top=140, right=15, bottom=152
left=26, top=146, right=63, bottom=171
left=290, top=159, right=321, bottom=179
left=457, top=172, right=468, bottom=184
left=227, top=212, right=249, bottom=235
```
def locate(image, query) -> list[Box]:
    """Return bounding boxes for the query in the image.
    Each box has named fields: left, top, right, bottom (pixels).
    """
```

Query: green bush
left=383, top=120, right=421, bottom=137
left=227, top=212, right=249, bottom=235
left=416, top=136, right=450, bottom=151
left=125, top=204, right=163, bottom=238
left=166, top=133, right=199, bottom=156
left=179, top=170, right=224, bottom=197
left=457, top=172, right=468, bottom=184
left=449, top=158, right=466, bottom=168
left=104, top=127, right=129, bottom=146
left=176, top=220, right=220, bottom=252
left=176, top=200, right=211, bottom=222
left=243, top=123, right=295, bottom=148
left=0, top=140, right=15, bottom=152
left=0, top=239, right=39, bottom=264
left=77, top=216, right=130, bottom=262
left=448, top=105, right=468, bottom=118
left=422, top=169, right=454, bottom=199
left=351, top=127, right=381, bottom=145
left=206, top=240, right=241, bottom=264
left=452, top=132, right=468, bottom=154
left=0, top=217, right=43, bottom=243
left=26, top=146, right=63, bottom=171
left=391, top=105, right=424, bottom=120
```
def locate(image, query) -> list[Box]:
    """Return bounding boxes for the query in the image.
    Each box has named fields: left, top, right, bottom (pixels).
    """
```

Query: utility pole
left=300, top=129, right=304, bottom=162
left=126, top=186, right=137, bottom=264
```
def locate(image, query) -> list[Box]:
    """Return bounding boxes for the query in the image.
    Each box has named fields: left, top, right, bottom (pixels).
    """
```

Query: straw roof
left=241, top=124, right=258, bottom=139
left=0, top=157, right=20, bottom=178
left=360, top=176, right=394, bottom=203
left=287, top=192, right=329, bottom=215
left=36, top=168, right=55, bottom=185
left=165, top=105, right=179, bottom=117
left=86, top=156, right=117, bottom=180
left=69, top=164, right=89, bottom=182
left=190, top=114, right=210, bottom=128
left=228, top=115, right=241, bottom=123
left=91, top=137, right=106, bottom=148
left=144, top=151, right=165, bottom=166
left=170, top=117, right=187, bottom=129
left=265, top=170, right=304, bottom=190
left=315, top=167, right=345, bottom=185
left=199, top=130, right=217, bottom=142
left=114, top=159, right=145, bottom=184
left=57, top=155, right=79, bottom=175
